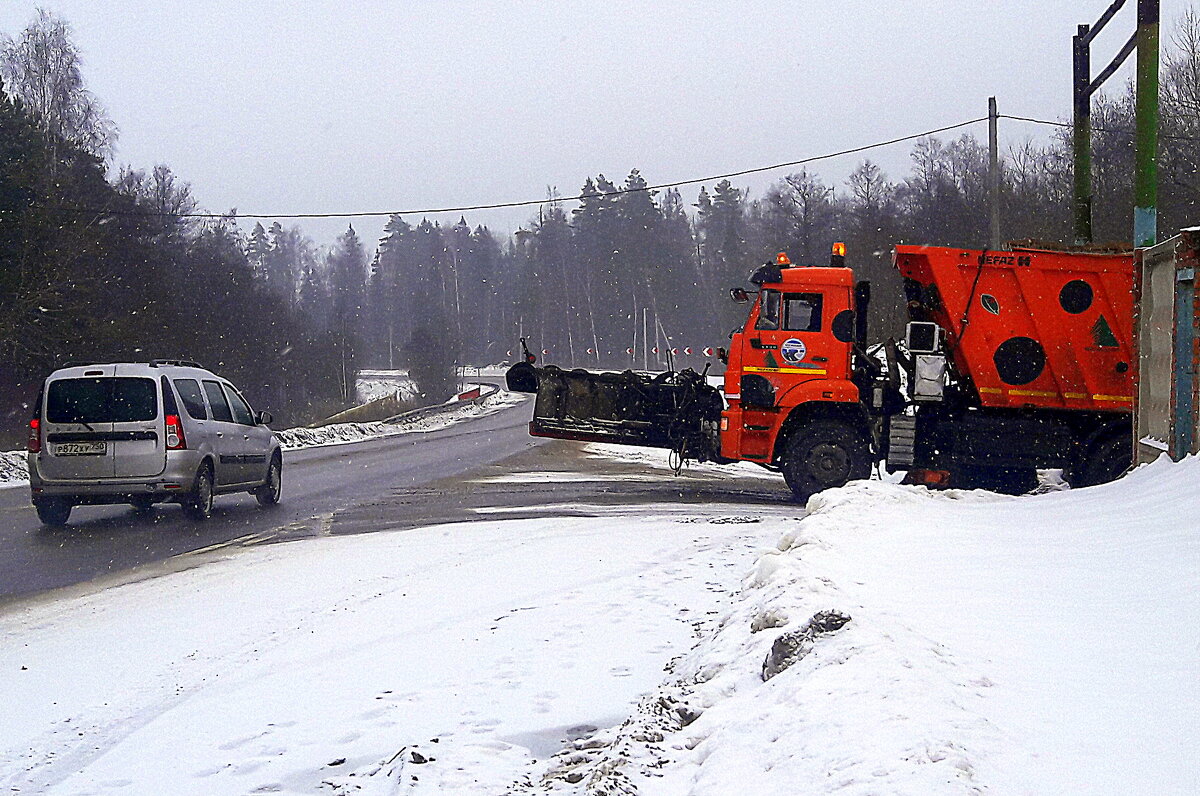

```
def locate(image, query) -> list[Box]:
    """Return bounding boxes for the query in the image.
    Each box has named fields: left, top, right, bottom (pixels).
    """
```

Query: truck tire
left=35, top=498, right=72, bottom=527
left=950, top=465, right=1038, bottom=495
left=1072, top=433, right=1132, bottom=488
left=780, top=420, right=871, bottom=503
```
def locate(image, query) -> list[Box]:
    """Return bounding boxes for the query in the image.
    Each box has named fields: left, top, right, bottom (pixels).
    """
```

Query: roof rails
left=149, top=359, right=203, bottom=369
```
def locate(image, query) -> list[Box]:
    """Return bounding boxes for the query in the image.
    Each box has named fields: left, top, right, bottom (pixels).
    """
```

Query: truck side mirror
left=730, top=287, right=751, bottom=303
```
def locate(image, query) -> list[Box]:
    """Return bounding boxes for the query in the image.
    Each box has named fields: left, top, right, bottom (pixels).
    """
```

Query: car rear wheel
left=255, top=456, right=282, bottom=507
left=184, top=464, right=214, bottom=520
left=35, top=498, right=72, bottom=527
left=130, top=495, right=156, bottom=513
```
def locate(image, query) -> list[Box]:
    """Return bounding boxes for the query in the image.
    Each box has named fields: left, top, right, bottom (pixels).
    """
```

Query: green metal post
left=1134, top=0, right=1159, bottom=247
left=1073, top=25, right=1093, bottom=244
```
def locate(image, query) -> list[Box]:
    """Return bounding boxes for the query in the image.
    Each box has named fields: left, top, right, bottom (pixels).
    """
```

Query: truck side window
left=756, top=290, right=780, bottom=330
left=784, top=293, right=823, bottom=332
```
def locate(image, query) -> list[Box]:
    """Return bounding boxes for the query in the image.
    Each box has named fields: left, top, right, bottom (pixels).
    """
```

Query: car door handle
left=812, top=356, right=829, bottom=362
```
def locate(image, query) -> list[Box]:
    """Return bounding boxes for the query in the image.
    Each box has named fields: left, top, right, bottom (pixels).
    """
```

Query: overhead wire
left=50, top=110, right=1197, bottom=223
left=54, top=116, right=990, bottom=221
left=1000, top=112, right=1200, bottom=142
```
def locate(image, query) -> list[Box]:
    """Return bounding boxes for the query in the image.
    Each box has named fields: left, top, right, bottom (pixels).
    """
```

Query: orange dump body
left=894, top=245, right=1134, bottom=413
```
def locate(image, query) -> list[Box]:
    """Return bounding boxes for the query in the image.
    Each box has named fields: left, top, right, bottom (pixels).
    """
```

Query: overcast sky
left=0, top=1, right=1164, bottom=249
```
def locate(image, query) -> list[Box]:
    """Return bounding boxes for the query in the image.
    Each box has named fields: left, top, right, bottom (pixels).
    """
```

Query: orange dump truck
left=507, top=244, right=1134, bottom=499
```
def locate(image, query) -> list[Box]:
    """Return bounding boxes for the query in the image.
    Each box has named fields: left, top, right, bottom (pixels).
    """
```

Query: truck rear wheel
left=1071, top=433, right=1132, bottom=488
left=950, top=465, right=1039, bottom=495
left=780, top=420, right=871, bottom=503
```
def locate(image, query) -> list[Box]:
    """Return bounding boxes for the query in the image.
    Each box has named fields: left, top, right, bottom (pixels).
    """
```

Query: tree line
left=2, top=8, right=1200, bottom=445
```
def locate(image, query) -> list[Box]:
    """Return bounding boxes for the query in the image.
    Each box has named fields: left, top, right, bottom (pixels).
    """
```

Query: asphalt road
left=0, top=395, right=799, bottom=609
left=0, top=399, right=544, bottom=604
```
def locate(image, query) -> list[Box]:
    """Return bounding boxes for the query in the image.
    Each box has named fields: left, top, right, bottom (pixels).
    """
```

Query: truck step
left=887, top=415, right=917, bottom=470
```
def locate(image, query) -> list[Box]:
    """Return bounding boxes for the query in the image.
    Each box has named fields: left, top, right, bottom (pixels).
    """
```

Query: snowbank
left=276, top=389, right=524, bottom=451
left=0, top=450, right=26, bottom=486
left=530, top=455, right=1200, bottom=794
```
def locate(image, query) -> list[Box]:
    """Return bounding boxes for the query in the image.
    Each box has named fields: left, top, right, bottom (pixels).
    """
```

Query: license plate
left=54, top=441, right=107, bottom=456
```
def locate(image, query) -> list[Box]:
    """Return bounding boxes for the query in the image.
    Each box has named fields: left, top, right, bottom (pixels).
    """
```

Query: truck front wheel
left=780, top=420, right=871, bottom=503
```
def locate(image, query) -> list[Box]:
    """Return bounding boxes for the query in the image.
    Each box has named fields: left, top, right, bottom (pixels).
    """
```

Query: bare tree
left=0, top=9, right=116, bottom=160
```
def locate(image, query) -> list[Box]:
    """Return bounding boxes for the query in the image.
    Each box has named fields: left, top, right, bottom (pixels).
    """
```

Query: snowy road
left=0, top=399, right=542, bottom=603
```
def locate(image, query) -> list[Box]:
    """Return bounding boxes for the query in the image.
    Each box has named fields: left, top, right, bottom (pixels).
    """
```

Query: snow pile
left=0, top=450, right=26, bottom=485
left=277, top=389, right=524, bottom=451
left=526, top=455, right=1200, bottom=794
left=355, top=371, right=415, bottom=403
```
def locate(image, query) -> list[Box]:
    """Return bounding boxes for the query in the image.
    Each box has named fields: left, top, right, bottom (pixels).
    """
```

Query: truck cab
left=721, top=251, right=875, bottom=498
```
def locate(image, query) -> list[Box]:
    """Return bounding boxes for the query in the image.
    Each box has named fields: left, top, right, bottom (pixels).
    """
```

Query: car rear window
left=46, top=377, right=157, bottom=424
left=202, top=380, right=234, bottom=422
left=172, top=378, right=208, bottom=420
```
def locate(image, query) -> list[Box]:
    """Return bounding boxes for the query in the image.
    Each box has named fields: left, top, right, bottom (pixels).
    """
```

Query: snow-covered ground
left=2, top=445, right=1196, bottom=794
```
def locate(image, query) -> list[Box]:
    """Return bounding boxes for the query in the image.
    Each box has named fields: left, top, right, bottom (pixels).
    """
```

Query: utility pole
left=1072, top=0, right=1137, bottom=245
left=1134, top=0, right=1160, bottom=247
left=988, top=97, right=1001, bottom=249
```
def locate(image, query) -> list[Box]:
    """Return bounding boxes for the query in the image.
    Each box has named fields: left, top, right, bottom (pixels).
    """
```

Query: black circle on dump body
left=1059, top=280, right=1094, bottom=314
left=831, top=310, right=855, bottom=343
left=993, top=336, right=1046, bottom=386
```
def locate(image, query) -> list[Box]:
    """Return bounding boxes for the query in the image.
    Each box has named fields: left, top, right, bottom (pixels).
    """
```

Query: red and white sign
left=703, top=347, right=715, bottom=356
left=626, top=347, right=634, bottom=355
left=684, top=347, right=693, bottom=355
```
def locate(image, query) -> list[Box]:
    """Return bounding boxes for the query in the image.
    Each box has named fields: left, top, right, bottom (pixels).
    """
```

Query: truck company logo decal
left=981, top=294, right=1000, bottom=315
left=978, top=254, right=1033, bottom=267
left=780, top=338, right=807, bottom=364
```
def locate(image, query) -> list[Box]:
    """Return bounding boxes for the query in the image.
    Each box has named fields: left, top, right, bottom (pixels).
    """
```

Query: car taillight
left=165, top=414, right=186, bottom=450
left=27, top=418, right=41, bottom=453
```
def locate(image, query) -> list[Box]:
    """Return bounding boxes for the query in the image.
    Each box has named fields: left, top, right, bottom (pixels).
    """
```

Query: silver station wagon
left=27, top=360, right=282, bottom=526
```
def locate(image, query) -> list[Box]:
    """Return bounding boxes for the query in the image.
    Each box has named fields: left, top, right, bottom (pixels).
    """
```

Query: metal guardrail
left=381, top=383, right=502, bottom=425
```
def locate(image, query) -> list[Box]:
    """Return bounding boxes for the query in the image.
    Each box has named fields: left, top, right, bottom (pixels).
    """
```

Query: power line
left=1000, top=112, right=1200, bottom=142
left=66, top=116, right=989, bottom=222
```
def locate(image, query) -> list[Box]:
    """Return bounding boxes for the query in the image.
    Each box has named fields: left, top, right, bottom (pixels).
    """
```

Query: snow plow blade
left=505, top=362, right=724, bottom=457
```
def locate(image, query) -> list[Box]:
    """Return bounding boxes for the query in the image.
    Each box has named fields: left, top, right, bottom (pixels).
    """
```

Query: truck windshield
left=46, top=377, right=157, bottom=424
left=756, top=290, right=780, bottom=330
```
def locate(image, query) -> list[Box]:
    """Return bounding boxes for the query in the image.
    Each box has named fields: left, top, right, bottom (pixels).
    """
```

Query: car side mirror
left=255, top=410, right=273, bottom=426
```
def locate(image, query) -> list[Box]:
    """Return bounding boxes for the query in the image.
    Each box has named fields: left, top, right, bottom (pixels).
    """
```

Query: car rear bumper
left=28, top=451, right=204, bottom=500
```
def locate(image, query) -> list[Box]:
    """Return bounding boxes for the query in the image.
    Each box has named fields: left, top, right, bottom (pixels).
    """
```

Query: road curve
left=0, top=398, right=539, bottom=604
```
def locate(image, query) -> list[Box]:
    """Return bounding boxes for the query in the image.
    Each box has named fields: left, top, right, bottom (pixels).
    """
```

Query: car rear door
left=40, top=368, right=117, bottom=481
left=110, top=366, right=166, bottom=478
left=201, top=379, right=241, bottom=485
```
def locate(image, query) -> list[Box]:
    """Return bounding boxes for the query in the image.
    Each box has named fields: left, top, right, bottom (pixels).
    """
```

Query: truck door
left=743, top=289, right=839, bottom=386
